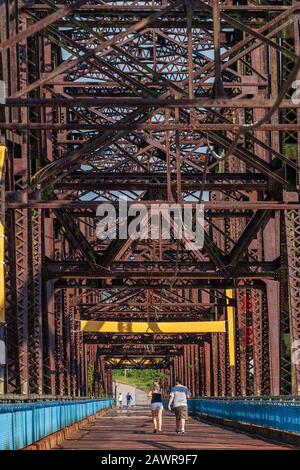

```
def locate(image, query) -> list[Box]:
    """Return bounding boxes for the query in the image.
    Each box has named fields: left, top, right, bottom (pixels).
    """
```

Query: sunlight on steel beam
left=226, top=289, right=235, bottom=367
left=80, top=320, right=226, bottom=334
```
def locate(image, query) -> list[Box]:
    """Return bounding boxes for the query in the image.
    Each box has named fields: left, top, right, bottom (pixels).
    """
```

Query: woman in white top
left=147, top=379, right=163, bottom=433
left=118, top=392, right=123, bottom=409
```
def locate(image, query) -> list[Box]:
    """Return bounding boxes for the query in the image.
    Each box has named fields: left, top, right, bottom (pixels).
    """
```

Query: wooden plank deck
left=54, top=407, right=293, bottom=450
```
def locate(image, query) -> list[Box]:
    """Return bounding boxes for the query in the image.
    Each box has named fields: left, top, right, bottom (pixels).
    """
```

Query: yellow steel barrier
left=80, top=320, right=227, bottom=334
left=226, top=289, right=235, bottom=367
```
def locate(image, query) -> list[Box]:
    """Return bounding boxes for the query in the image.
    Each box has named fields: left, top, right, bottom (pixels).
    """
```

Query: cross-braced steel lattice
left=0, top=0, right=300, bottom=397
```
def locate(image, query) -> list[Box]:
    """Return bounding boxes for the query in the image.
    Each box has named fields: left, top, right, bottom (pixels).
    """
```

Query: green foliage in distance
left=112, top=369, right=169, bottom=392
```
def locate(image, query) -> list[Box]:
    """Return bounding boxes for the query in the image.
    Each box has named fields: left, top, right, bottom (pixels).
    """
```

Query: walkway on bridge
left=54, top=407, right=292, bottom=450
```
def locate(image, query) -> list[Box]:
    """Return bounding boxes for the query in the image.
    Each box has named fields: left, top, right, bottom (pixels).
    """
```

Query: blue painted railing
left=0, top=398, right=114, bottom=450
left=188, top=399, right=300, bottom=435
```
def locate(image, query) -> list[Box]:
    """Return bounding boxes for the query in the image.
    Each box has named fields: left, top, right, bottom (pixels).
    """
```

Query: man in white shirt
left=168, top=377, right=191, bottom=434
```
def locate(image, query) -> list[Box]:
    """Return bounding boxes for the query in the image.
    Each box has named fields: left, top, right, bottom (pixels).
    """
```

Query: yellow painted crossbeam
left=0, top=146, right=5, bottom=324
left=226, top=289, right=235, bottom=367
left=80, top=320, right=226, bottom=334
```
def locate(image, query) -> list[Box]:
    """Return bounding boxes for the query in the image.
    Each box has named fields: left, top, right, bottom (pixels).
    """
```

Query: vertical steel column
left=237, top=289, right=247, bottom=396
left=0, top=146, right=5, bottom=394
left=261, top=289, right=271, bottom=395
left=284, top=195, right=300, bottom=395
left=64, top=291, right=72, bottom=396
left=199, top=343, right=205, bottom=396
left=218, top=314, right=227, bottom=396
left=191, top=344, right=196, bottom=396
left=55, top=289, right=65, bottom=395
left=264, top=221, right=281, bottom=395
left=5, top=208, right=19, bottom=393
left=212, top=0, right=224, bottom=97
left=194, top=344, right=200, bottom=396
left=44, top=215, right=56, bottom=395
left=211, top=333, right=219, bottom=396
left=252, top=289, right=263, bottom=396
left=0, top=147, right=5, bottom=324
left=186, top=0, right=194, bottom=101
left=28, top=209, right=43, bottom=393
left=204, top=340, right=212, bottom=396
left=245, top=290, right=254, bottom=395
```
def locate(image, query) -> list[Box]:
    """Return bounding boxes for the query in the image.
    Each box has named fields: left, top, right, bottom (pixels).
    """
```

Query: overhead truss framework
left=0, top=0, right=300, bottom=397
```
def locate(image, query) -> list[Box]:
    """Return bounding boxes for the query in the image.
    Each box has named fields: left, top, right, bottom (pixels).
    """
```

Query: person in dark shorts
left=168, top=377, right=191, bottom=434
left=147, top=379, right=164, bottom=433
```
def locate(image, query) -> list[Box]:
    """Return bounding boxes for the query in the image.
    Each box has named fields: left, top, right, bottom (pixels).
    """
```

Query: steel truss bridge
left=0, top=0, right=300, bottom=404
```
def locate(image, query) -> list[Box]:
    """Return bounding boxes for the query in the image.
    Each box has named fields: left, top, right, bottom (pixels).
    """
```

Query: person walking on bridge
left=168, top=377, right=191, bottom=434
left=118, top=392, right=123, bottom=409
left=148, top=379, right=164, bottom=433
left=126, top=392, right=133, bottom=408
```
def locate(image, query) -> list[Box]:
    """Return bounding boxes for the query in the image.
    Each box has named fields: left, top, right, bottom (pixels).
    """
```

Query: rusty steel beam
left=3, top=97, right=300, bottom=109
left=226, top=210, right=273, bottom=267
left=0, top=0, right=88, bottom=51
left=4, top=123, right=300, bottom=131
left=19, top=3, right=292, bottom=13
left=46, top=268, right=276, bottom=280
left=7, top=200, right=300, bottom=210
left=83, top=334, right=207, bottom=345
